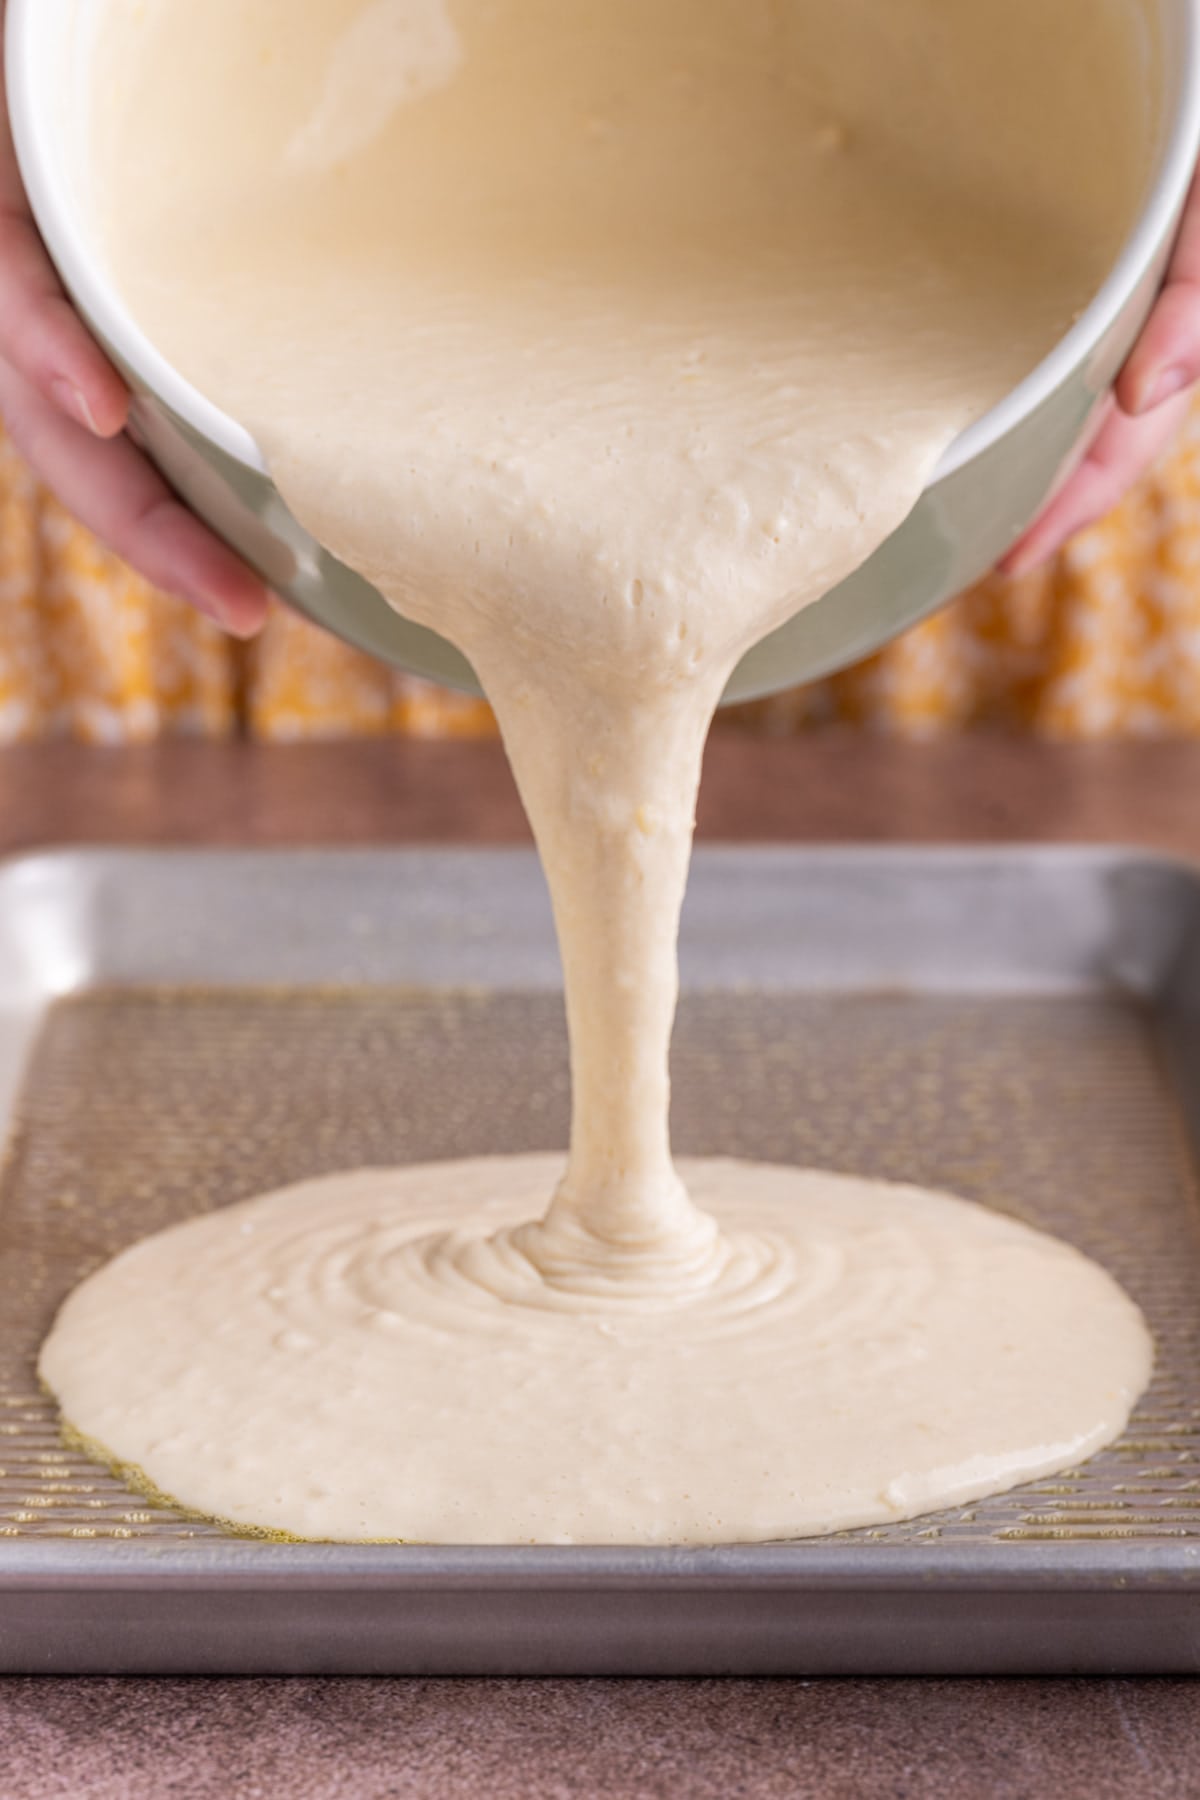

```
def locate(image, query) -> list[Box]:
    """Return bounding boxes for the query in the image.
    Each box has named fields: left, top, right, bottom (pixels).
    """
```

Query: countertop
left=6, top=731, right=1200, bottom=853
left=5, top=731, right=1200, bottom=1800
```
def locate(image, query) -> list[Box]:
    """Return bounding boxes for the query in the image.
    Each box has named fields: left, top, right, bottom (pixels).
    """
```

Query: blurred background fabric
left=4, top=398, right=1200, bottom=744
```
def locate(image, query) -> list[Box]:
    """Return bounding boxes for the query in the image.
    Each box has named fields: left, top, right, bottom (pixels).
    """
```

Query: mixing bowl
left=8, top=0, right=1200, bottom=704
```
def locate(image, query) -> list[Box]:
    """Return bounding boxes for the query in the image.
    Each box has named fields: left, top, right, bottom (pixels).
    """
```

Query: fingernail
left=1138, top=364, right=1191, bottom=415
left=180, top=585, right=234, bottom=631
left=50, top=378, right=100, bottom=435
left=186, top=585, right=268, bottom=639
left=999, top=542, right=1042, bottom=579
left=222, top=611, right=267, bottom=642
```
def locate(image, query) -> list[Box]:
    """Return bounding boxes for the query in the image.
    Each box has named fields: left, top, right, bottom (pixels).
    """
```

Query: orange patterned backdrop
left=4, top=401, right=1200, bottom=744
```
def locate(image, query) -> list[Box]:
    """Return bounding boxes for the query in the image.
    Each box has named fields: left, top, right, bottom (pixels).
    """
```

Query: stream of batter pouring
left=41, top=0, right=1157, bottom=1541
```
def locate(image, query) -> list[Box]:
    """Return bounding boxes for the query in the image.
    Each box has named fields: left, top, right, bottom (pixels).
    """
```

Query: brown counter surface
left=4, top=731, right=1200, bottom=1800
left=4, top=731, right=1200, bottom=852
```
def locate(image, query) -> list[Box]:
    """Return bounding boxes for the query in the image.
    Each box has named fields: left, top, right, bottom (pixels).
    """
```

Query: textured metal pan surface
left=1, top=846, right=1199, bottom=1674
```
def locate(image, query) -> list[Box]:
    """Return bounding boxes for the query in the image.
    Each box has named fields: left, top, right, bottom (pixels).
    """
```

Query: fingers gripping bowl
left=7, top=0, right=1200, bottom=702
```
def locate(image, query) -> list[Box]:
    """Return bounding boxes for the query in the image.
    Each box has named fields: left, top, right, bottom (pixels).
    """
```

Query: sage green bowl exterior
left=9, top=0, right=1200, bottom=704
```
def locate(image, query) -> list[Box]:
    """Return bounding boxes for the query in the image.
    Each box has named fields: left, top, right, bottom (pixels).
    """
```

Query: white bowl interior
left=10, top=0, right=1200, bottom=485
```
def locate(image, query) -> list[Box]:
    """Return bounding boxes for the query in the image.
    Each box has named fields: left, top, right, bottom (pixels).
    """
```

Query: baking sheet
left=1, top=846, right=1200, bottom=1674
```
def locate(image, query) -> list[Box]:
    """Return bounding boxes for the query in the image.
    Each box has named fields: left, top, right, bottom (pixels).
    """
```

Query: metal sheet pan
left=1, top=845, right=1199, bottom=1675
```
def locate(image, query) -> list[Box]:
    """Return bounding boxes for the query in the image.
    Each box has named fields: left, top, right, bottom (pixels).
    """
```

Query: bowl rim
left=8, top=0, right=1200, bottom=484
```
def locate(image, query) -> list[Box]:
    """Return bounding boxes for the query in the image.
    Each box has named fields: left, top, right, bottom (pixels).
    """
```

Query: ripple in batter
left=39, top=1155, right=1152, bottom=1545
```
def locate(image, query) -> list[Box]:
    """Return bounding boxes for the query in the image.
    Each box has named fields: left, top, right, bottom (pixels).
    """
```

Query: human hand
left=0, top=14, right=269, bottom=636
left=1001, top=170, right=1200, bottom=578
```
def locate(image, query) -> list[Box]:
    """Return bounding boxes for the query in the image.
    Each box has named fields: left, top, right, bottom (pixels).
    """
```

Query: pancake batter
left=42, top=0, right=1156, bottom=1541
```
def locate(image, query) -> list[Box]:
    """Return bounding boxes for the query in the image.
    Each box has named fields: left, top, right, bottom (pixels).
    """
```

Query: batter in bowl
left=42, top=0, right=1155, bottom=1541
